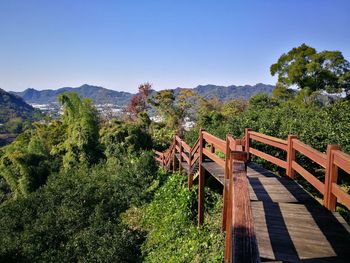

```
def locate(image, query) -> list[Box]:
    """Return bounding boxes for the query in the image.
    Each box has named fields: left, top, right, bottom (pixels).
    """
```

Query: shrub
left=139, top=173, right=224, bottom=262
left=0, top=152, right=158, bottom=262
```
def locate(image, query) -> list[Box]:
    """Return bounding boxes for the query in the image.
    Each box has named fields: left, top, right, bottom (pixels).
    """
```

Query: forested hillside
left=11, top=83, right=274, bottom=105
left=0, top=91, right=224, bottom=262
left=12, top=84, right=133, bottom=105
left=0, top=89, right=42, bottom=136
left=1, top=44, right=350, bottom=262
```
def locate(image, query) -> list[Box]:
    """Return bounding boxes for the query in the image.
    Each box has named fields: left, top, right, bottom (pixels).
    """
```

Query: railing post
left=324, top=144, right=341, bottom=211
left=286, top=135, right=297, bottom=179
left=188, top=147, right=192, bottom=189
left=224, top=150, right=233, bottom=262
left=211, top=144, right=215, bottom=153
left=245, top=128, right=252, bottom=161
left=222, top=134, right=231, bottom=231
left=179, top=140, right=183, bottom=173
left=198, top=128, right=205, bottom=226
left=172, top=137, right=177, bottom=172
left=161, top=154, right=164, bottom=169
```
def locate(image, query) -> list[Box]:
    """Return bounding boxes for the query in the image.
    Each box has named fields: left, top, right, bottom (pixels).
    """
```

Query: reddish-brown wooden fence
left=154, top=128, right=350, bottom=262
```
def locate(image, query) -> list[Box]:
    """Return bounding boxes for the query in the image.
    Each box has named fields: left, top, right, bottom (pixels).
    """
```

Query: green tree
left=222, top=99, right=248, bottom=118
left=0, top=123, right=62, bottom=198
left=125, top=82, right=152, bottom=120
left=100, top=119, right=153, bottom=158
left=249, top=93, right=276, bottom=108
left=271, top=43, right=350, bottom=95
left=58, top=93, right=101, bottom=169
left=149, top=89, right=196, bottom=133
left=0, top=153, right=158, bottom=263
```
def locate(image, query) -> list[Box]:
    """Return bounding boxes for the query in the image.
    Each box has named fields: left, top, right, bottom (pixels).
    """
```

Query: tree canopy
left=58, top=93, right=101, bottom=169
left=270, top=43, right=350, bottom=96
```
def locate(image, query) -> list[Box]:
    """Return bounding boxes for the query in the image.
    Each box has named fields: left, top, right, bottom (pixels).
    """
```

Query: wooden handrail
left=249, top=147, right=287, bottom=169
left=203, top=148, right=225, bottom=168
left=293, top=139, right=327, bottom=168
left=191, top=138, right=200, bottom=155
left=224, top=152, right=259, bottom=262
left=182, top=141, right=191, bottom=153
left=324, top=149, right=350, bottom=211
left=156, top=130, right=350, bottom=214
left=154, top=150, right=163, bottom=156
left=249, top=131, right=287, bottom=151
left=292, top=161, right=325, bottom=194
left=191, top=153, right=199, bottom=166
left=333, top=150, right=350, bottom=174
left=154, top=128, right=350, bottom=262
left=181, top=152, right=189, bottom=163
left=175, top=135, right=182, bottom=143
left=202, top=131, right=226, bottom=152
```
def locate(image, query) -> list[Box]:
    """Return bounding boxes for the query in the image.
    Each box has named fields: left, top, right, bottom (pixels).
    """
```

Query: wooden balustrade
left=325, top=148, right=350, bottom=211
left=244, top=129, right=350, bottom=213
left=249, top=131, right=287, bottom=150
left=203, top=148, right=225, bottom=168
left=224, top=154, right=259, bottom=263
left=202, top=131, right=226, bottom=152
left=154, top=128, right=350, bottom=262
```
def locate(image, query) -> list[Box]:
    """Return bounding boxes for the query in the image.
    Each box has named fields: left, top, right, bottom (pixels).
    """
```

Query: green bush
left=100, top=119, right=153, bottom=157
left=0, top=152, right=158, bottom=262
left=139, top=173, right=224, bottom=262
left=190, top=96, right=350, bottom=222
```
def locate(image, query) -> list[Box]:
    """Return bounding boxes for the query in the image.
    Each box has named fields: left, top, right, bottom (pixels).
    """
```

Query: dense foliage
left=271, top=43, right=350, bottom=97
left=0, top=89, right=226, bottom=262
left=1, top=43, right=349, bottom=262
left=12, top=84, right=133, bottom=105
left=0, top=153, right=157, bottom=262
left=0, top=88, right=42, bottom=134
left=124, top=173, right=224, bottom=263
left=0, top=92, right=160, bottom=262
left=58, top=93, right=102, bottom=169
left=185, top=92, right=350, bottom=222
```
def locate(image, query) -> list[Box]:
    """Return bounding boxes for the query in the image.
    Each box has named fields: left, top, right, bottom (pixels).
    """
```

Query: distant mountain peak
left=0, top=88, right=39, bottom=124
left=11, top=84, right=133, bottom=105
left=10, top=83, right=274, bottom=105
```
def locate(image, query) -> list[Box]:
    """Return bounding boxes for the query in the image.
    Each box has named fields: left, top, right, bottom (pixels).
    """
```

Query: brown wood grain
left=154, top=130, right=350, bottom=262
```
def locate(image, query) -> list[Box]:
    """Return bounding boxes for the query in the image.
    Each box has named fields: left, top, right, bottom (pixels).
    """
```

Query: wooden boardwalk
left=178, top=156, right=350, bottom=262
left=156, top=130, right=350, bottom=262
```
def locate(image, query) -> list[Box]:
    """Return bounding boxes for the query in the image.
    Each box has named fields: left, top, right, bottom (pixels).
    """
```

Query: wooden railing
left=154, top=128, right=350, bottom=262
left=245, top=129, right=350, bottom=212
left=155, top=130, right=258, bottom=262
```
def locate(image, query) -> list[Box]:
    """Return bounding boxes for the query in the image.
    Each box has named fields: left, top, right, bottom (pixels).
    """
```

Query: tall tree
left=149, top=89, right=196, bottom=133
left=270, top=43, right=350, bottom=96
left=125, top=82, right=152, bottom=119
left=58, top=93, right=101, bottom=169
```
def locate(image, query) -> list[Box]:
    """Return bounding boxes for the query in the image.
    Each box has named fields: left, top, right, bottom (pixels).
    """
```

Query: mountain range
left=11, top=83, right=275, bottom=105
left=11, top=84, right=132, bottom=105
left=0, top=88, right=41, bottom=124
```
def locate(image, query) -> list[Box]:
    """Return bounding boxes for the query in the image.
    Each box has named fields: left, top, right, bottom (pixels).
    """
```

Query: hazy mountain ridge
left=11, top=84, right=133, bottom=105
left=11, top=83, right=275, bottom=105
left=0, top=88, right=40, bottom=124
left=181, top=83, right=274, bottom=100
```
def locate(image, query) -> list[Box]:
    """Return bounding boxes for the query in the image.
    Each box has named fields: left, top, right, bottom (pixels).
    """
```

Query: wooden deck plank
left=248, top=177, right=313, bottom=203
left=194, top=160, right=350, bottom=262
left=175, top=153, right=190, bottom=172
left=248, top=163, right=350, bottom=262
left=201, top=161, right=224, bottom=184
left=252, top=202, right=350, bottom=262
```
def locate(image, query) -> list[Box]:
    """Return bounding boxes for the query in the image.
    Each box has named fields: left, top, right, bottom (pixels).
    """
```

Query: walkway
left=155, top=130, right=350, bottom=262
left=177, top=155, right=350, bottom=262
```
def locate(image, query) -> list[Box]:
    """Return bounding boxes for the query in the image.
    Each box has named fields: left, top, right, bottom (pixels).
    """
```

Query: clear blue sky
left=1, top=0, right=349, bottom=92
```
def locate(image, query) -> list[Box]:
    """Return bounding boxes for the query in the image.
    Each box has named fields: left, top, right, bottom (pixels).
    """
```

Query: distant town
left=30, top=102, right=124, bottom=118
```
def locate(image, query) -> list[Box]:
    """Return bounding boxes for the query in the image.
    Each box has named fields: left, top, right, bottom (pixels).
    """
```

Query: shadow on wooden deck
left=247, top=163, right=350, bottom=263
